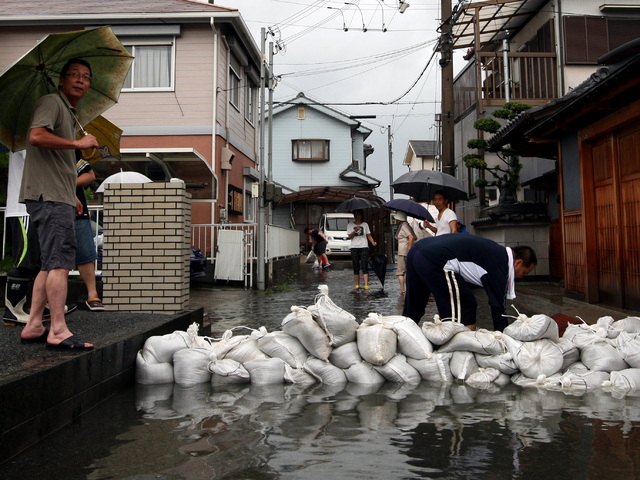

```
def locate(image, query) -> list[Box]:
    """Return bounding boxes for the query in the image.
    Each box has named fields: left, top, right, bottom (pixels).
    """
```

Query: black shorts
left=313, top=241, right=327, bottom=255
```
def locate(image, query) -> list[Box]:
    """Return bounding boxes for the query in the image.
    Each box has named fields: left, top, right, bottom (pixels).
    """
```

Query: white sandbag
left=407, top=353, right=454, bottom=383
left=283, top=364, right=317, bottom=385
left=224, top=329, right=269, bottom=364
left=135, top=350, right=174, bottom=385
left=511, top=372, right=561, bottom=388
left=581, top=343, right=629, bottom=372
left=503, top=336, right=564, bottom=378
left=558, top=370, right=610, bottom=392
left=449, top=351, right=480, bottom=381
left=258, top=331, right=309, bottom=368
left=208, top=357, right=250, bottom=385
left=438, top=329, right=505, bottom=356
left=615, top=331, right=640, bottom=368
left=474, top=352, right=518, bottom=375
left=186, top=322, right=210, bottom=348
left=562, top=322, right=608, bottom=348
left=141, top=330, right=189, bottom=364
left=172, top=348, right=212, bottom=386
left=211, top=330, right=246, bottom=359
left=421, top=315, right=467, bottom=345
left=356, top=315, right=397, bottom=366
left=465, top=368, right=501, bottom=389
left=304, top=357, right=348, bottom=385
left=244, top=357, right=286, bottom=385
left=495, top=372, right=512, bottom=387
left=557, top=338, right=581, bottom=371
left=307, top=285, right=358, bottom=347
left=504, top=313, right=559, bottom=342
left=602, top=368, right=640, bottom=394
left=373, top=354, right=422, bottom=384
left=282, top=306, right=332, bottom=361
left=564, top=361, right=589, bottom=375
left=608, top=316, right=640, bottom=339
left=329, top=341, right=363, bottom=369
left=345, top=361, right=386, bottom=385
left=370, top=313, right=434, bottom=360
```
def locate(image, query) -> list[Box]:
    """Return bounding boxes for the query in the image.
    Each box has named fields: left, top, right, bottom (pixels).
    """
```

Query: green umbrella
left=0, top=26, right=133, bottom=152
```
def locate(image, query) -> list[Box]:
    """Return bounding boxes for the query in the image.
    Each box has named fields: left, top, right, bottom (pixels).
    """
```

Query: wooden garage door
left=618, top=121, right=640, bottom=310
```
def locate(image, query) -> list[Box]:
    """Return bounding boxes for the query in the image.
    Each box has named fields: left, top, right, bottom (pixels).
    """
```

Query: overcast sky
left=217, top=0, right=463, bottom=200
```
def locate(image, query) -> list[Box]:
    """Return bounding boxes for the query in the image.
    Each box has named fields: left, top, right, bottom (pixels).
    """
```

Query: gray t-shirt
left=20, top=90, right=78, bottom=206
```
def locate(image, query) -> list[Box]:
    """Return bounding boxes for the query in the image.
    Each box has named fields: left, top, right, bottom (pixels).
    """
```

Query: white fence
left=266, top=224, right=300, bottom=259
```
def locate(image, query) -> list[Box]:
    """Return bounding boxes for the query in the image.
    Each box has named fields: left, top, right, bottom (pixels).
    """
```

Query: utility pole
left=267, top=41, right=274, bottom=224
left=257, top=28, right=267, bottom=290
left=439, top=0, right=455, bottom=178
left=387, top=125, right=394, bottom=200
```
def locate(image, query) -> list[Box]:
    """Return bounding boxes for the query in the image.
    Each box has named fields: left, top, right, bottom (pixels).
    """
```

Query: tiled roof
left=0, top=0, right=235, bottom=16
left=409, top=140, right=438, bottom=157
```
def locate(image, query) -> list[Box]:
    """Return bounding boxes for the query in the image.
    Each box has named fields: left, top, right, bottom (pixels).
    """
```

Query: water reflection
left=123, top=381, right=640, bottom=479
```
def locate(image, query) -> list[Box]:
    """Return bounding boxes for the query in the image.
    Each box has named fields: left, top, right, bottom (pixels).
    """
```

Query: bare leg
left=354, top=274, right=360, bottom=287
left=78, top=262, right=98, bottom=300
left=364, top=273, right=369, bottom=287
left=20, top=271, right=47, bottom=340
left=398, top=274, right=405, bottom=295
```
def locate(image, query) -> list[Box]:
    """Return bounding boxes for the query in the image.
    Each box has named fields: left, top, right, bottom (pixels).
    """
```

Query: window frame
left=229, top=63, right=241, bottom=110
left=245, top=75, right=257, bottom=124
left=292, top=139, right=330, bottom=162
left=121, top=40, right=176, bottom=92
left=244, top=177, right=256, bottom=223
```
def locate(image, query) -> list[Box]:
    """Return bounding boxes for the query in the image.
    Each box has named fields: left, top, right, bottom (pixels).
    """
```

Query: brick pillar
left=101, top=182, right=191, bottom=313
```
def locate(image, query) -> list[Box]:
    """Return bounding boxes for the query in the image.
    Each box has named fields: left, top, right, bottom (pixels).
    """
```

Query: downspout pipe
left=211, top=18, right=218, bottom=228
left=221, top=34, right=231, bottom=221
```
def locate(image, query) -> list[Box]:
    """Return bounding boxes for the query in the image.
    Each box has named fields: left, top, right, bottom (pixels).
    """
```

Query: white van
left=320, top=212, right=354, bottom=257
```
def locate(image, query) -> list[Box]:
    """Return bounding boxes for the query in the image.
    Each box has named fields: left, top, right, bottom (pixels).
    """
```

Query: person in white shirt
left=347, top=209, right=376, bottom=289
left=425, top=190, right=459, bottom=236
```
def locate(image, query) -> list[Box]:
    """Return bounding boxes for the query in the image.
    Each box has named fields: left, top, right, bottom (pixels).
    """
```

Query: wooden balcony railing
left=480, top=52, right=557, bottom=106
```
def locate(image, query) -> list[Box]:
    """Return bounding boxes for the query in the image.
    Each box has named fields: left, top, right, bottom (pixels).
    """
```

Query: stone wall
left=101, top=182, right=191, bottom=313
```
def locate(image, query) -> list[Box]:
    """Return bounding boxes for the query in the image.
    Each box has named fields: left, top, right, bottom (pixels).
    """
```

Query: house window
left=122, top=44, right=174, bottom=91
left=244, top=177, right=256, bottom=222
left=292, top=140, right=330, bottom=161
left=564, top=16, right=640, bottom=64
left=229, top=53, right=241, bottom=109
left=298, top=107, right=305, bottom=119
left=245, top=76, right=256, bottom=124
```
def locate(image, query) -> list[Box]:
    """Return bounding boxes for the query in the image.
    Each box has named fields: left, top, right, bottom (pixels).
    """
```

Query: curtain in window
left=135, top=45, right=171, bottom=88
left=298, top=141, right=312, bottom=159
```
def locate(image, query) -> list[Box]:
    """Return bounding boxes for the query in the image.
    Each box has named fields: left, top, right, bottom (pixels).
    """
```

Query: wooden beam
left=581, top=98, right=640, bottom=141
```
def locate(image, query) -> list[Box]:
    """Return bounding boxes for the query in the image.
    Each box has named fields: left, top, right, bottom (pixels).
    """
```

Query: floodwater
left=5, top=264, right=640, bottom=479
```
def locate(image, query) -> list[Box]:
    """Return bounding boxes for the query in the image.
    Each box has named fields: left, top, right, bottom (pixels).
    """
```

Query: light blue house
left=267, top=93, right=381, bottom=235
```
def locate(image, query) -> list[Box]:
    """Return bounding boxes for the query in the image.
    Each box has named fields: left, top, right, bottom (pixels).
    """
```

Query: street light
left=345, top=2, right=367, bottom=32
left=327, top=6, right=348, bottom=31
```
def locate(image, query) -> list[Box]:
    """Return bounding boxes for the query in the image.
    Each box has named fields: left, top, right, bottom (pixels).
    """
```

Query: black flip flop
left=21, top=328, right=50, bottom=344
left=46, top=335, right=94, bottom=351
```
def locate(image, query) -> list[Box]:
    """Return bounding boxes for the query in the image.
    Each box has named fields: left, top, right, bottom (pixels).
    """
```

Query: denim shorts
left=75, top=218, right=98, bottom=265
left=25, top=200, right=76, bottom=271
left=351, top=247, right=369, bottom=274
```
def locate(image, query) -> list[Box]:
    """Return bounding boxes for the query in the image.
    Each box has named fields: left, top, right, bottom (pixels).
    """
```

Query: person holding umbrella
left=402, top=234, right=537, bottom=331
left=19, top=58, right=98, bottom=349
left=425, top=190, right=459, bottom=236
left=347, top=209, right=377, bottom=289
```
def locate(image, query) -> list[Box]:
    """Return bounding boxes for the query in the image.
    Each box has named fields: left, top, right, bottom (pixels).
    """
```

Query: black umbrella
left=382, top=199, right=435, bottom=222
left=335, top=196, right=379, bottom=212
left=368, top=253, right=387, bottom=288
left=391, top=170, right=469, bottom=202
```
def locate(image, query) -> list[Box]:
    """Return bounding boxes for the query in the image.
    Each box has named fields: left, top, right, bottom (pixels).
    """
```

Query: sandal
left=86, top=299, right=105, bottom=312
left=46, top=335, right=94, bottom=351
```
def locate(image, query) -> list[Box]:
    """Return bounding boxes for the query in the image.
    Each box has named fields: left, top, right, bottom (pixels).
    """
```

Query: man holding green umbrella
left=19, top=58, right=98, bottom=349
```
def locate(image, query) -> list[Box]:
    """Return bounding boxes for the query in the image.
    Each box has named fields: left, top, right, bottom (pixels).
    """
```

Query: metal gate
left=214, top=229, right=246, bottom=283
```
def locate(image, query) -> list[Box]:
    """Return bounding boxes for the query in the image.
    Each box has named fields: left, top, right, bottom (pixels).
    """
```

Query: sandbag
left=329, top=341, right=363, bottom=369
left=208, top=357, right=250, bottom=385
left=282, top=306, right=332, bottom=361
left=407, top=353, right=454, bottom=383
left=283, top=364, right=317, bottom=385
left=557, top=370, right=610, bottom=393
left=581, top=343, right=629, bottom=373
left=141, top=331, right=189, bottom=364
left=421, top=315, right=467, bottom=345
left=475, top=351, right=518, bottom=375
left=504, top=336, right=564, bottom=378
left=511, top=372, right=561, bottom=388
left=562, top=322, right=609, bottom=348
left=504, top=314, right=559, bottom=342
left=304, top=357, right=348, bottom=385
left=609, top=317, right=640, bottom=339
left=307, top=285, right=358, bottom=347
left=211, top=330, right=246, bottom=359
left=356, top=315, right=397, bottom=366
left=438, top=329, right=505, bottom=356
left=557, top=338, right=581, bottom=371
left=373, top=354, right=422, bottom=384
left=224, top=329, right=269, bottom=364
left=258, top=331, right=309, bottom=368
left=173, top=348, right=212, bottom=386
left=494, top=372, right=512, bottom=387
left=370, top=313, right=434, bottom=360
left=345, top=361, right=386, bottom=385
left=135, top=351, right=174, bottom=385
left=615, top=331, right=640, bottom=368
left=449, top=351, right=479, bottom=381
left=602, top=368, right=640, bottom=394
left=244, top=357, right=286, bottom=385
left=465, top=367, right=501, bottom=389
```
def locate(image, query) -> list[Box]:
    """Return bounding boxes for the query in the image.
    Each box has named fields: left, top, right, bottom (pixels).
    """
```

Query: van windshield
left=326, top=218, right=351, bottom=231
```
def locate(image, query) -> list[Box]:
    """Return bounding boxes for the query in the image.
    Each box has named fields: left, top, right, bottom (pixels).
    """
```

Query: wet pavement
left=3, top=262, right=640, bottom=479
